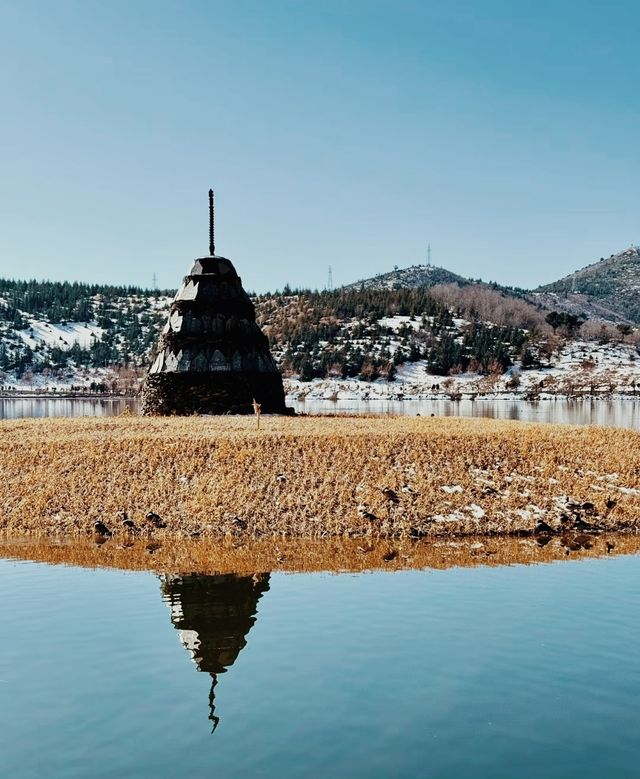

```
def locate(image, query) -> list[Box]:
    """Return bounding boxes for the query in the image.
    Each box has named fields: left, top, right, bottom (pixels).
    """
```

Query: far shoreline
left=1, top=389, right=640, bottom=402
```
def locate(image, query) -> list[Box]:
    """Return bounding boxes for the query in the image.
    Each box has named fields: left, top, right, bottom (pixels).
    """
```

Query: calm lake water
left=1, top=554, right=639, bottom=778
left=1, top=396, right=639, bottom=428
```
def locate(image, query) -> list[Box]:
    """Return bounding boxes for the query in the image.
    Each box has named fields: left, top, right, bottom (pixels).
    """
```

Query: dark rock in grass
left=534, top=520, right=555, bottom=535
left=145, top=511, right=166, bottom=529
left=381, top=487, right=400, bottom=504
left=573, top=517, right=596, bottom=532
left=358, top=505, right=378, bottom=522
left=232, top=517, right=248, bottom=531
left=93, top=520, right=112, bottom=537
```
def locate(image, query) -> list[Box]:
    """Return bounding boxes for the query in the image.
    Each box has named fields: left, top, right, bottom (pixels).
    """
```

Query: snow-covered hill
left=534, top=246, right=640, bottom=324
left=0, top=282, right=172, bottom=391
left=344, top=264, right=468, bottom=290
left=16, top=320, right=104, bottom=350
left=285, top=339, right=640, bottom=401
left=0, top=250, right=639, bottom=397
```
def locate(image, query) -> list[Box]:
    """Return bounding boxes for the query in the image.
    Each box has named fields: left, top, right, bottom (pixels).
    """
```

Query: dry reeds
left=1, top=533, right=638, bottom=576
left=0, top=415, right=638, bottom=539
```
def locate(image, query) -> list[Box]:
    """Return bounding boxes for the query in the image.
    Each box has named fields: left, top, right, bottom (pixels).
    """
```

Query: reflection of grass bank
left=2, top=533, right=639, bottom=575
left=0, top=416, right=639, bottom=539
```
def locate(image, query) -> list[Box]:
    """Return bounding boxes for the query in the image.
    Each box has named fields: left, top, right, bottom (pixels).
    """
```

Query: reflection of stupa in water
left=160, top=572, right=270, bottom=732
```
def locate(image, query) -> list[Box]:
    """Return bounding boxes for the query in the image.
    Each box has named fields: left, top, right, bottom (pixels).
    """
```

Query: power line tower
left=152, top=272, right=158, bottom=290
left=327, top=265, right=334, bottom=291
left=427, top=244, right=432, bottom=267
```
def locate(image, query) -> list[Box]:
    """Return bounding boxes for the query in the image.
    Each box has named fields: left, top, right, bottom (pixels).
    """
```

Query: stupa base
left=141, top=372, right=290, bottom=416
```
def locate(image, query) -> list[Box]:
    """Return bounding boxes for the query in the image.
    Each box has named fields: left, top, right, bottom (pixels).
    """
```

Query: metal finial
left=208, top=189, right=215, bottom=256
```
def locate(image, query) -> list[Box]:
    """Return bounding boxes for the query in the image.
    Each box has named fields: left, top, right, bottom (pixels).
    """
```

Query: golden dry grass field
left=0, top=415, right=639, bottom=540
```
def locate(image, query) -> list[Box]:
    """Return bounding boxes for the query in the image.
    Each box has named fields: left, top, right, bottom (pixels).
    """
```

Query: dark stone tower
left=141, top=191, right=287, bottom=415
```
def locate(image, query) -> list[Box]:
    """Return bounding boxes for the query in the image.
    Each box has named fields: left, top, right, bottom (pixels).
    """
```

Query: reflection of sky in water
left=289, top=398, right=640, bottom=429
left=0, top=397, right=138, bottom=419
left=1, top=397, right=640, bottom=429
left=1, top=556, right=640, bottom=779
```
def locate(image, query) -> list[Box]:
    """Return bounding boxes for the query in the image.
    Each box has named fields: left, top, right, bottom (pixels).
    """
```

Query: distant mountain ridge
left=344, top=264, right=468, bottom=290
left=342, top=246, right=640, bottom=324
left=0, top=244, right=638, bottom=390
left=533, top=246, right=640, bottom=324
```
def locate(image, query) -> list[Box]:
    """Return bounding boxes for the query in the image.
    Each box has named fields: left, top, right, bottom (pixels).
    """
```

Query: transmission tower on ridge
left=427, top=244, right=432, bottom=267
left=327, top=265, right=334, bottom=291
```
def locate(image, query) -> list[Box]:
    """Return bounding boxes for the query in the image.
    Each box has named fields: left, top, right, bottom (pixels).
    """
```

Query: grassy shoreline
left=2, top=533, right=639, bottom=575
left=1, top=415, right=639, bottom=539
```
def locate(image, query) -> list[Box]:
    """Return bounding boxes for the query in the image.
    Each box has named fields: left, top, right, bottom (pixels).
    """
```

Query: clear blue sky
left=1, top=0, right=638, bottom=292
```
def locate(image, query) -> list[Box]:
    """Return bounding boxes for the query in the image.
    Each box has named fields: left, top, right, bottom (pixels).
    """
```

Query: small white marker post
left=252, top=398, right=261, bottom=430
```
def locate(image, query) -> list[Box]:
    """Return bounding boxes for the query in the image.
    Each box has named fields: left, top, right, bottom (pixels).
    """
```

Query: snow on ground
left=1, top=366, right=114, bottom=392
left=377, top=314, right=468, bottom=331
left=284, top=340, right=640, bottom=401
left=17, top=320, right=104, bottom=350
left=147, top=295, right=173, bottom=311
left=377, top=315, right=425, bottom=331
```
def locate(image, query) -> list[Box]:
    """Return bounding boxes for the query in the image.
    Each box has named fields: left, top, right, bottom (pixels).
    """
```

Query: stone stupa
left=141, top=190, right=288, bottom=415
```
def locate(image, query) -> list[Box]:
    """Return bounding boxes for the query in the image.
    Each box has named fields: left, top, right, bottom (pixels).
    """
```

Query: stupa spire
left=208, top=188, right=215, bottom=256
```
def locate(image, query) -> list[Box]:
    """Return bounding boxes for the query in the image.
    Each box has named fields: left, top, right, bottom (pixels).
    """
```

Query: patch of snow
left=618, top=486, right=640, bottom=496
left=17, top=321, right=104, bottom=350
left=378, top=315, right=424, bottom=332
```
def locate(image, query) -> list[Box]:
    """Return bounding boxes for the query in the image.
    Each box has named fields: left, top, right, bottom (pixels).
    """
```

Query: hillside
left=0, top=277, right=538, bottom=391
left=344, top=263, right=468, bottom=290
left=0, top=278, right=171, bottom=391
left=0, top=255, right=637, bottom=397
left=344, top=250, right=640, bottom=326
left=533, top=246, right=640, bottom=324
left=256, top=286, right=530, bottom=382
